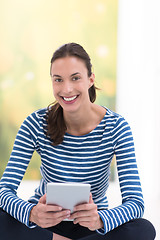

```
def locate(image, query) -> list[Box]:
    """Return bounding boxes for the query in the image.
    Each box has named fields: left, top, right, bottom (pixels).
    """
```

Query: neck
left=64, top=104, right=92, bottom=133
left=63, top=104, right=106, bottom=136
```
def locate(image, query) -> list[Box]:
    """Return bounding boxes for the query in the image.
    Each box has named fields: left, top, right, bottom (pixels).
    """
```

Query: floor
left=17, top=180, right=159, bottom=239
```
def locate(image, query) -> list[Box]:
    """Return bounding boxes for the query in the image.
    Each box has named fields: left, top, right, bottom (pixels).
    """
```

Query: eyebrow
left=71, top=72, right=80, bottom=76
left=51, top=74, right=61, bottom=78
left=51, top=72, right=80, bottom=78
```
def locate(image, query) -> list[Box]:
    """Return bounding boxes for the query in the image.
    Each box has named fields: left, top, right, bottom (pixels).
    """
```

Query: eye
left=72, top=76, right=80, bottom=81
left=55, top=78, right=62, bottom=82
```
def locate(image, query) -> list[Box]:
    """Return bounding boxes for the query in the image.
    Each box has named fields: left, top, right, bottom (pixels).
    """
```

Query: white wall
left=116, top=0, right=160, bottom=236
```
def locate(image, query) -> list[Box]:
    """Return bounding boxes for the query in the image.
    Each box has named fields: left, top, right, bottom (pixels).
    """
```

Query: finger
left=45, top=204, right=63, bottom=212
left=44, top=216, right=65, bottom=228
left=48, top=212, right=71, bottom=226
left=70, top=208, right=95, bottom=220
left=35, top=203, right=62, bottom=215
left=74, top=202, right=95, bottom=212
left=89, top=193, right=94, bottom=203
left=39, top=194, right=46, bottom=204
left=73, top=216, right=93, bottom=224
left=38, top=211, right=71, bottom=228
left=45, top=210, right=71, bottom=220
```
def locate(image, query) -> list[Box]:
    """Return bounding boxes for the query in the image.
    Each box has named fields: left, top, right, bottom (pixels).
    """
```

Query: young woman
left=0, top=43, right=156, bottom=240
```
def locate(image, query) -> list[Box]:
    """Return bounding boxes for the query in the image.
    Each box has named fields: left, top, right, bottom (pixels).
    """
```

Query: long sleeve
left=0, top=108, right=144, bottom=232
left=97, top=116, right=144, bottom=235
left=0, top=112, right=41, bottom=227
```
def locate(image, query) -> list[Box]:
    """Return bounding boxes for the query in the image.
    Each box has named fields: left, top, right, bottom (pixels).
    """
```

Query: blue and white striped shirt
left=0, top=107, right=144, bottom=235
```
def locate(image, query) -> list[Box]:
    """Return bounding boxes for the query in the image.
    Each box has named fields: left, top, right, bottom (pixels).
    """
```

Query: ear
left=88, top=73, right=95, bottom=88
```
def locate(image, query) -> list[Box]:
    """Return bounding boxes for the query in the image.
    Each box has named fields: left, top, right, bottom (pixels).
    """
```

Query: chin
left=61, top=104, right=81, bottom=114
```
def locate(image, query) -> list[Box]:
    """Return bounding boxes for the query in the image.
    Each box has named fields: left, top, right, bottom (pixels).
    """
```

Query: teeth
left=63, top=96, right=77, bottom=101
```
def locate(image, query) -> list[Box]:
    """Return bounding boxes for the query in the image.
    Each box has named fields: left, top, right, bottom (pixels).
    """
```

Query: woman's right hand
left=29, top=194, right=71, bottom=228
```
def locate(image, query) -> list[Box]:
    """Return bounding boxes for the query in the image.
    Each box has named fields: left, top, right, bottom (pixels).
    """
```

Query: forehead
left=51, top=56, right=87, bottom=74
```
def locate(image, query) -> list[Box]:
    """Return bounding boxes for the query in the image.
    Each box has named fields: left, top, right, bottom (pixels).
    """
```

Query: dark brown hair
left=46, top=43, right=97, bottom=145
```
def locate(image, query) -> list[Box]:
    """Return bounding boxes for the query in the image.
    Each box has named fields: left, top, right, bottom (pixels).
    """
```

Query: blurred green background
left=0, top=0, right=118, bottom=179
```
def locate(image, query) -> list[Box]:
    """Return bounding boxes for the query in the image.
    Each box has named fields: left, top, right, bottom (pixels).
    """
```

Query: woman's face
left=50, top=56, right=94, bottom=114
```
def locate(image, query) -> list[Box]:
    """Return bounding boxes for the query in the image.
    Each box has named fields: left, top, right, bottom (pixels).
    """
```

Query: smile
left=62, top=95, right=78, bottom=102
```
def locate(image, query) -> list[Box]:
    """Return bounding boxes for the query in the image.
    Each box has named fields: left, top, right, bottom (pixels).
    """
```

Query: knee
left=142, top=218, right=156, bottom=239
left=131, top=218, right=156, bottom=240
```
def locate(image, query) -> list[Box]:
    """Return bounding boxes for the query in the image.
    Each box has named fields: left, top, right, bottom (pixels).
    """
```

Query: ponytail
left=46, top=102, right=67, bottom=146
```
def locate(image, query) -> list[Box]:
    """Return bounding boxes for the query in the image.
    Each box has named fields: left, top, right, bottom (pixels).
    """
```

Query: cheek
left=52, top=84, right=58, bottom=97
left=78, top=81, right=89, bottom=90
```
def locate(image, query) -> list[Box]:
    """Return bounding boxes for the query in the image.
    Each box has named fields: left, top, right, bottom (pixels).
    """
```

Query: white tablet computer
left=46, top=182, right=91, bottom=214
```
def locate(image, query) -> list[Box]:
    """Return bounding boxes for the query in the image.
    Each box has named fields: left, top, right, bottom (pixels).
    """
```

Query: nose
left=63, top=80, right=73, bottom=94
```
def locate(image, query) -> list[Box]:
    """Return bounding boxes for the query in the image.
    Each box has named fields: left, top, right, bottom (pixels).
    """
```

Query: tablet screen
left=46, top=182, right=91, bottom=214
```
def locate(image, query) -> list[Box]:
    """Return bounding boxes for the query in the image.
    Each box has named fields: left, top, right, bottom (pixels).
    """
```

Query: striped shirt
left=0, top=107, right=144, bottom=235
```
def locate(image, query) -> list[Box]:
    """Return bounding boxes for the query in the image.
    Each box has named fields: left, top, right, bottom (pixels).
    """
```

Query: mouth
left=61, top=95, right=79, bottom=102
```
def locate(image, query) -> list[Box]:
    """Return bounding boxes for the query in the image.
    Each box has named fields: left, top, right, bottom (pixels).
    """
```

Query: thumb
left=39, top=193, right=46, bottom=204
left=89, top=193, right=94, bottom=203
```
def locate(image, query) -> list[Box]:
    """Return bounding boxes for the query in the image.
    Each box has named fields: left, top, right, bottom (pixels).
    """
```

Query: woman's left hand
left=69, top=193, right=103, bottom=231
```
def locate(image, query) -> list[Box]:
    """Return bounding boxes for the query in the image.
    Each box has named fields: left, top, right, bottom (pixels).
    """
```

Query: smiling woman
left=47, top=43, right=99, bottom=145
left=0, top=43, right=156, bottom=240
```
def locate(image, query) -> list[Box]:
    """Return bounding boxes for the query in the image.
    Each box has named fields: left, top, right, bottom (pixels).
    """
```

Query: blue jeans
left=0, top=209, right=156, bottom=240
